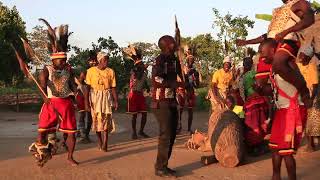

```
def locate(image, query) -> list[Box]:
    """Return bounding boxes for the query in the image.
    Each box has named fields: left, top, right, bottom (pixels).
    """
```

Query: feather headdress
left=123, top=44, right=142, bottom=61
left=39, top=18, right=71, bottom=59
left=183, top=44, right=197, bottom=59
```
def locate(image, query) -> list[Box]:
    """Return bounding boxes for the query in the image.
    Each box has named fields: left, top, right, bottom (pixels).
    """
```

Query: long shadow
left=241, top=152, right=271, bottom=166
left=109, top=135, right=190, bottom=152
left=0, top=126, right=190, bottom=162
left=80, top=134, right=190, bottom=165
left=81, top=144, right=158, bottom=164
left=297, top=155, right=320, bottom=179
left=75, top=133, right=189, bottom=151
left=175, top=161, right=204, bottom=177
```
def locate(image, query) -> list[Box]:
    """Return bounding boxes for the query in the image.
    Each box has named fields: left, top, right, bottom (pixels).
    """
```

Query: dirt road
left=0, top=111, right=319, bottom=180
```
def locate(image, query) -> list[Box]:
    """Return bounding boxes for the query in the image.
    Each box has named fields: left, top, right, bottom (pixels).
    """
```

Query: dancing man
left=152, top=35, right=183, bottom=177
left=26, top=19, right=79, bottom=166
left=124, top=45, right=150, bottom=139
left=210, top=56, right=234, bottom=111
left=261, top=38, right=312, bottom=180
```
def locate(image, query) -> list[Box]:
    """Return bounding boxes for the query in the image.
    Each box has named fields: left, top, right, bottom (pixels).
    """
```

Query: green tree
left=68, top=47, right=91, bottom=74
left=27, top=25, right=50, bottom=68
left=130, top=42, right=160, bottom=64
left=0, top=2, right=26, bottom=86
left=69, top=36, right=133, bottom=95
left=182, top=34, right=223, bottom=82
left=212, top=8, right=255, bottom=64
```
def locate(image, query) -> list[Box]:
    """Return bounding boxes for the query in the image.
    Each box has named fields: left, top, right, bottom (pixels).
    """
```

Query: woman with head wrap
left=85, top=52, right=118, bottom=151
left=297, top=45, right=320, bottom=152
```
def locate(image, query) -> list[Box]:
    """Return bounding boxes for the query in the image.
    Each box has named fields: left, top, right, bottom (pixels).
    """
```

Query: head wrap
left=50, top=52, right=67, bottom=60
left=300, top=45, right=314, bottom=58
left=223, top=56, right=233, bottom=64
left=97, top=51, right=108, bottom=63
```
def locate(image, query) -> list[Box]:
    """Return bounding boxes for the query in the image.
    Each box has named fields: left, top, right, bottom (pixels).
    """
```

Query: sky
left=2, top=0, right=283, bottom=49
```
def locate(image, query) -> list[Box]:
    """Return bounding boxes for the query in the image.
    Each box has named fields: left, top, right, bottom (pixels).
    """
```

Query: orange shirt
left=211, top=68, right=233, bottom=92
left=86, top=67, right=116, bottom=91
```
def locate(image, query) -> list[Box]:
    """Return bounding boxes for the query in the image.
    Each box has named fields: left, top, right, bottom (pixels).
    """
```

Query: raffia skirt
left=90, top=89, right=115, bottom=133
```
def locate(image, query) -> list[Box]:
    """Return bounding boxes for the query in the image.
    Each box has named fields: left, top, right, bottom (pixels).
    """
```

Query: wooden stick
left=25, top=66, right=63, bottom=122
left=175, top=15, right=185, bottom=82
left=11, top=44, right=63, bottom=122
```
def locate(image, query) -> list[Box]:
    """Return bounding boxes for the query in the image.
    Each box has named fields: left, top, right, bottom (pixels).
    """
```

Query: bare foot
left=68, top=158, right=79, bottom=166
left=132, top=133, right=138, bottom=140
left=272, top=174, right=281, bottom=180
left=102, top=147, right=108, bottom=152
left=138, top=131, right=150, bottom=138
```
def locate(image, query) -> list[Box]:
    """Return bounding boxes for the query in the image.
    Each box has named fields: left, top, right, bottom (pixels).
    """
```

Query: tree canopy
left=0, top=2, right=26, bottom=86
left=182, top=34, right=223, bottom=81
left=27, top=25, right=50, bottom=67
left=212, top=8, right=254, bottom=64
left=0, top=2, right=256, bottom=91
left=69, top=36, right=134, bottom=94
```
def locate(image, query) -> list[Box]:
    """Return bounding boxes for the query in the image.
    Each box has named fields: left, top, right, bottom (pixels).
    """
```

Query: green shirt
left=243, top=70, right=256, bottom=98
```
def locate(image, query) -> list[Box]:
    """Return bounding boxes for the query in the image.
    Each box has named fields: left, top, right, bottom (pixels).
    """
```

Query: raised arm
left=236, top=34, right=267, bottom=46
left=276, top=0, right=315, bottom=41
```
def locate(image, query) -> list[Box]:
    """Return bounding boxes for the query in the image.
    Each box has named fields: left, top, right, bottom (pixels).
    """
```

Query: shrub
left=195, top=87, right=211, bottom=111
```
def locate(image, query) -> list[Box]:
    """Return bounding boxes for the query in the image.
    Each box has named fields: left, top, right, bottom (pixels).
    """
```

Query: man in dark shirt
left=152, top=35, right=183, bottom=177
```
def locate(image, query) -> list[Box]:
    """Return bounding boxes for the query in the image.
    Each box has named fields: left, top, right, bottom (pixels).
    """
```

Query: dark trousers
left=153, top=102, right=178, bottom=170
left=78, top=112, right=93, bottom=137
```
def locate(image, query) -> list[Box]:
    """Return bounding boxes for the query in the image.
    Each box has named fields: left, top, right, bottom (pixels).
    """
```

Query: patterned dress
left=86, top=66, right=116, bottom=132
left=306, top=89, right=320, bottom=136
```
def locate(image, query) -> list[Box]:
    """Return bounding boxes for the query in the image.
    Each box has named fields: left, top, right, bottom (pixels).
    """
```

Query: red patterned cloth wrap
left=276, top=40, right=300, bottom=58
left=76, top=91, right=85, bottom=112
left=244, top=95, right=269, bottom=146
left=127, top=91, right=147, bottom=113
left=269, top=105, right=307, bottom=155
left=269, top=72, right=306, bottom=155
left=256, top=57, right=272, bottom=80
left=38, top=97, right=77, bottom=133
left=234, top=91, right=244, bottom=106
left=176, top=87, right=195, bottom=108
